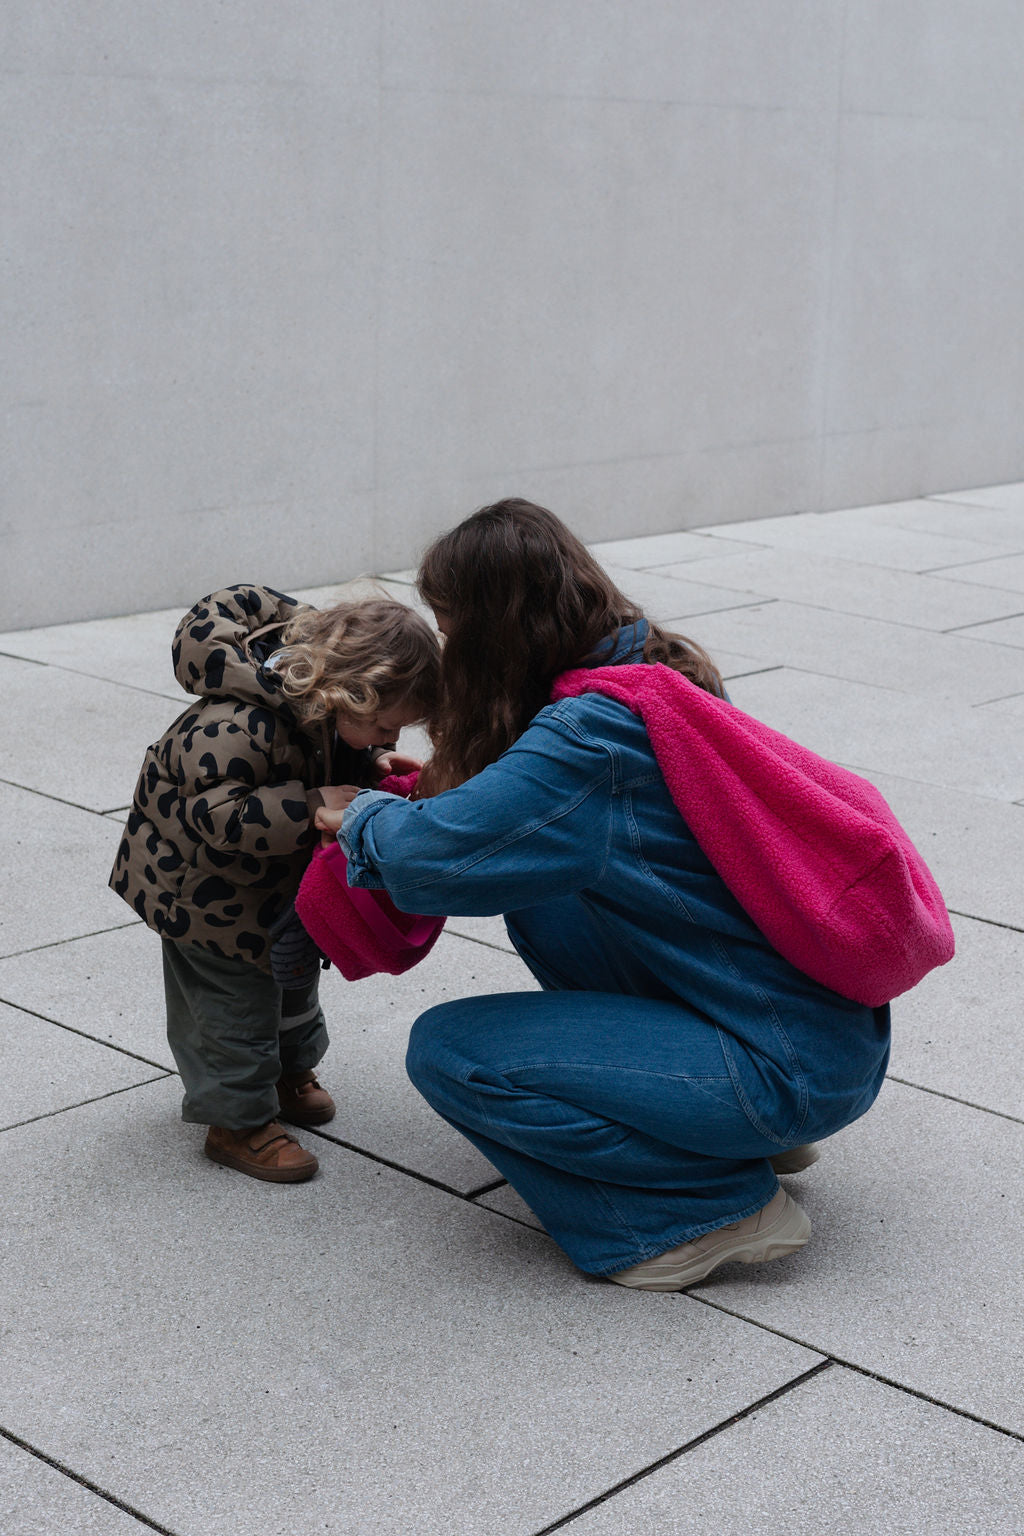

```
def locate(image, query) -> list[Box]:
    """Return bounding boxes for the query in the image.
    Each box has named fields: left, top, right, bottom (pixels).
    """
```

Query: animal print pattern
left=110, top=585, right=329, bottom=970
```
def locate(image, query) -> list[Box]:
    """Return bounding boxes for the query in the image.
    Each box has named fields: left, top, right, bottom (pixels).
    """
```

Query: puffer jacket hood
left=110, top=583, right=372, bottom=972
left=172, top=584, right=301, bottom=707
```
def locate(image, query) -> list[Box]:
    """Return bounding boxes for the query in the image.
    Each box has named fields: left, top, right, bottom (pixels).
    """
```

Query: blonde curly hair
left=275, top=598, right=440, bottom=725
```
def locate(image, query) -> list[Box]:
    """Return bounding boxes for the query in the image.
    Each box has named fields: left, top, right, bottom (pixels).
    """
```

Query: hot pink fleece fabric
left=294, top=772, right=445, bottom=982
left=552, top=664, right=954, bottom=1006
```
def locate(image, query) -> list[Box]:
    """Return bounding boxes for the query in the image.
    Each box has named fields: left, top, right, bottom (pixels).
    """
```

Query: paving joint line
left=885, top=1073, right=1024, bottom=1127
left=527, top=1359, right=834, bottom=1534
left=0, top=1424, right=181, bottom=1534
left=0, top=775, right=127, bottom=816
left=689, top=1294, right=1024, bottom=1444
left=0, top=995, right=172, bottom=1071
left=947, top=907, right=1024, bottom=937
left=0, top=919, right=142, bottom=960
left=0, top=1076, right=172, bottom=1135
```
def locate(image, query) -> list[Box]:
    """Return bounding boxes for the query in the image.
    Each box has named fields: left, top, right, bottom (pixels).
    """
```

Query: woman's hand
left=315, top=784, right=361, bottom=844
left=374, top=751, right=424, bottom=779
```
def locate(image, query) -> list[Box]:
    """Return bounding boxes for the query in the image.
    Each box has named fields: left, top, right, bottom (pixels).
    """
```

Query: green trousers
left=161, top=939, right=329, bottom=1129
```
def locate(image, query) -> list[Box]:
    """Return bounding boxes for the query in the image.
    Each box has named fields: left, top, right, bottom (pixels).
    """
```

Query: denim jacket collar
left=581, top=619, right=650, bottom=668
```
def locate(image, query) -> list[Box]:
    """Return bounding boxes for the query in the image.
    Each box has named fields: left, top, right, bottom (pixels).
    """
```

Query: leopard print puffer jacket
left=109, top=584, right=335, bottom=971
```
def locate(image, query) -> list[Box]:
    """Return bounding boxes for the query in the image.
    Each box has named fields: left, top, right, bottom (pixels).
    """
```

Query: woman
left=316, top=499, right=891, bottom=1289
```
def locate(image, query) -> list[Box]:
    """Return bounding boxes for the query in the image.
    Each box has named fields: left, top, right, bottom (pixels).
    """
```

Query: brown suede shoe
left=204, top=1121, right=318, bottom=1183
left=277, top=1069, right=336, bottom=1127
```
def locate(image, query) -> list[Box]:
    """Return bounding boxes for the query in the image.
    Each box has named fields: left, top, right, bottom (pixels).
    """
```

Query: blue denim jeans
left=407, top=896, right=889, bottom=1276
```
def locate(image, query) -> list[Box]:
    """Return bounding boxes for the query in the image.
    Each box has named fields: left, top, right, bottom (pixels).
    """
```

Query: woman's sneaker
left=608, top=1188, right=811, bottom=1291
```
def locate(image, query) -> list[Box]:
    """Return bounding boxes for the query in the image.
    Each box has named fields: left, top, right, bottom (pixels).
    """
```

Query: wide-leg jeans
left=406, top=896, right=890, bottom=1277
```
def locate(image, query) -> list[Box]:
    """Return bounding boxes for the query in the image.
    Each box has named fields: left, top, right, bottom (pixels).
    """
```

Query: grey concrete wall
left=4, top=2, right=1023, bottom=628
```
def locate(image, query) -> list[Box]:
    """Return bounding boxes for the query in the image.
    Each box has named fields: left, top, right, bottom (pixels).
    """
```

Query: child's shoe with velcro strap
left=205, top=1121, right=318, bottom=1183
left=608, top=1187, right=811, bottom=1291
left=277, top=1069, right=336, bottom=1127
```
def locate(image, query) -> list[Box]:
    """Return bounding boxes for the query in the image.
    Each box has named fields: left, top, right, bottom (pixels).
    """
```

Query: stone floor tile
left=949, top=611, right=1024, bottom=648
left=0, top=784, right=134, bottom=958
left=725, top=669, right=1024, bottom=802
left=932, top=480, right=1024, bottom=513
left=0, top=1000, right=166, bottom=1132
left=0, top=924, right=173, bottom=1069
left=599, top=562, right=765, bottom=622
left=662, top=547, right=1024, bottom=631
left=933, top=551, right=1024, bottom=592
left=589, top=530, right=755, bottom=568
left=701, top=510, right=1013, bottom=572
left=713, top=649, right=782, bottom=680
left=0, top=924, right=535, bottom=1193
left=873, top=496, right=1024, bottom=548
left=0, top=656, right=177, bottom=813
left=890, top=915, right=1024, bottom=1122
left=691, top=1080, right=1024, bottom=1433
left=312, top=932, right=538, bottom=1191
left=0, top=1436, right=156, bottom=1535
left=867, top=771, right=1024, bottom=930
left=0, top=606, right=188, bottom=702
left=975, top=690, right=1024, bottom=722
left=473, top=1181, right=544, bottom=1232
left=692, top=599, right=1024, bottom=704
left=566, top=1365, right=1024, bottom=1536
left=293, top=577, right=436, bottom=627
left=0, top=1079, right=821, bottom=1536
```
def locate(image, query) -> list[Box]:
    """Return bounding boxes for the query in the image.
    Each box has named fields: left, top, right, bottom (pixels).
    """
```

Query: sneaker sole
left=611, top=1193, right=811, bottom=1292
left=204, top=1143, right=318, bottom=1183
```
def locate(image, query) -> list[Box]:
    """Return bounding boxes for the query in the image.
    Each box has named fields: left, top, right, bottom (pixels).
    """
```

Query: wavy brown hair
left=416, top=498, right=724, bottom=793
left=276, top=598, right=439, bottom=725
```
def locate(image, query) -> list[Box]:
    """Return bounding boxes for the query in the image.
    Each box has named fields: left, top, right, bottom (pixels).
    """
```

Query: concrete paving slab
left=930, top=551, right=1024, bottom=592
left=725, top=668, right=1024, bottom=803
left=949, top=611, right=1024, bottom=649
left=0, top=606, right=188, bottom=702
left=0, top=783, right=134, bottom=958
left=474, top=1180, right=544, bottom=1232
left=976, top=690, right=1024, bottom=723
left=0, top=1078, right=821, bottom=1536
left=314, top=930, right=538, bottom=1191
left=866, top=496, right=1024, bottom=548
left=691, top=1079, right=1024, bottom=1433
left=701, top=509, right=1013, bottom=572
left=0, top=1435, right=155, bottom=1536
left=890, top=915, right=1024, bottom=1122
left=0, top=924, right=172, bottom=1069
left=0, top=1000, right=166, bottom=1131
left=0, top=655, right=178, bottom=813
left=599, top=563, right=765, bottom=622
left=590, top=530, right=756, bottom=568
left=867, top=770, right=1024, bottom=931
left=292, top=576, right=436, bottom=628
left=0, top=923, right=534, bottom=1193
left=932, top=480, right=1024, bottom=514
left=566, top=1365, right=1024, bottom=1536
left=661, top=547, right=1024, bottom=631
left=692, top=599, right=1024, bottom=704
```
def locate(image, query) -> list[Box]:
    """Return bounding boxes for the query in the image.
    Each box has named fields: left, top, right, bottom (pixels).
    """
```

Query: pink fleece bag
left=553, top=665, right=954, bottom=1007
left=294, top=772, right=444, bottom=982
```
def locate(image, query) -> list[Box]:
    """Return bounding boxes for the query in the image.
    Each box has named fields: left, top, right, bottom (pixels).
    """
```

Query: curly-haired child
left=110, top=584, right=439, bottom=1184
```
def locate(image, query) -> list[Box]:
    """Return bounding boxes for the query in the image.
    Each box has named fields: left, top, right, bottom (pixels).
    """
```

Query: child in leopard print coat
left=110, top=584, right=439, bottom=1184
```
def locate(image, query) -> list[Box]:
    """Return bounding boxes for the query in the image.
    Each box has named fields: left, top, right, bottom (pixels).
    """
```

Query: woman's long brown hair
left=417, top=498, right=724, bottom=794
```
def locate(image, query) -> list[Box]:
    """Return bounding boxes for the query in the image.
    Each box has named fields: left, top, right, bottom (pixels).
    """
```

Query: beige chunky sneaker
left=608, top=1187, right=811, bottom=1291
left=770, top=1143, right=820, bottom=1176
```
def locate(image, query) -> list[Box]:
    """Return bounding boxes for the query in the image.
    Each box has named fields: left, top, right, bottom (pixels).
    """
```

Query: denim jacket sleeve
left=338, top=708, right=616, bottom=917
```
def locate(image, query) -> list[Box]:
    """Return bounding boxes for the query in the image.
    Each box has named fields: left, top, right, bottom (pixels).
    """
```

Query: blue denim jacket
left=340, top=634, right=888, bottom=1133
